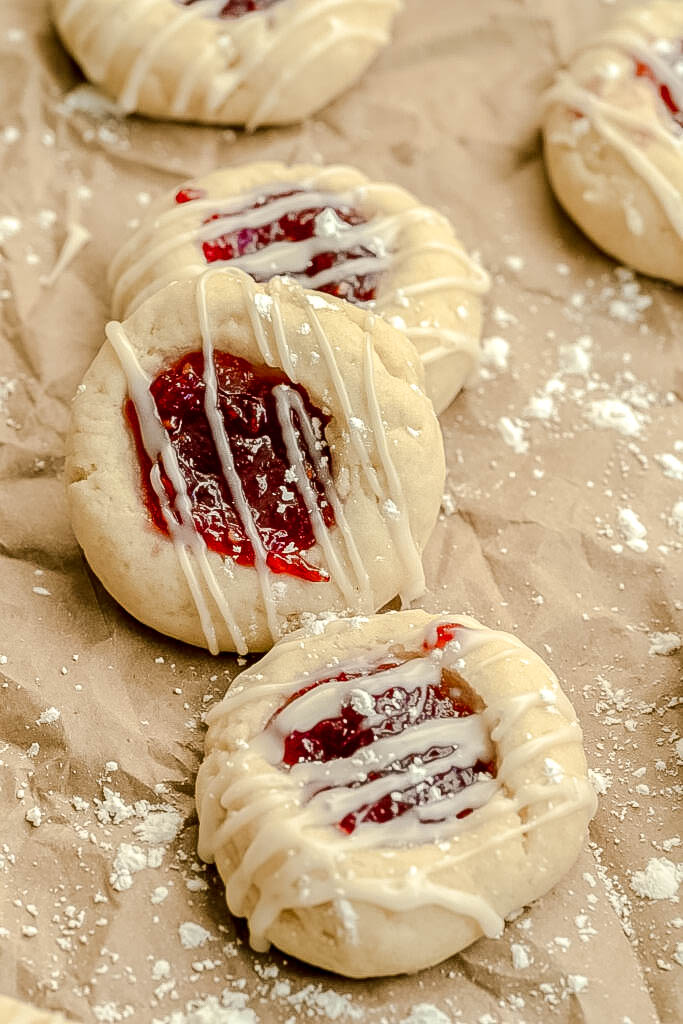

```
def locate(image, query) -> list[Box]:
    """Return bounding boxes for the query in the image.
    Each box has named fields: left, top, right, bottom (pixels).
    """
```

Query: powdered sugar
left=655, top=453, right=683, bottom=481
left=110, top=844, right=157, bottom=892
left=178, top=922, right=213, bottom=950
left=151, top=991, right=257, bottom=1024
left=585, top=399, right=642, bottom=437
left=36, top=707, right=60, bottom=725
left=616, top=507, right=648, bottom=553
left=480, top=335, right=510, bottom=373
left=630, top=859, right=682, bottom=901
left=399, top=1005, right=451, bottom=1024
left=498, top=416, right=528, bottom=454
left=648, top=632, right=681, bottom=656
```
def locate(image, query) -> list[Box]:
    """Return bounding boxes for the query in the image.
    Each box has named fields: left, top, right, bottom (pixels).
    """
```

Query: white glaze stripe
left=111, top=193, right=437, bottom=316
left=196, top=270, right=280, bottom=644
left=362, top=328, right=425, bottom=605
left=274, top=385, right=368, bottom=610
left=271, top=656, right=439, bottom=733
left=105, top=320, right=247, bottom=655
left=110, top=176, right=489, bottom=325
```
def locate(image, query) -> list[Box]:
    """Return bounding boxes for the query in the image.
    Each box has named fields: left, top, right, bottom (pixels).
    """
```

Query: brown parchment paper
left=0, top=1, right=681, bottom=1021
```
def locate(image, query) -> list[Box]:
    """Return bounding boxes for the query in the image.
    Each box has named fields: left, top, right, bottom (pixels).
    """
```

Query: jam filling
left=635, top=51, right=683, bottom=128
left=274, top=627, right=496, bottom=834
left=175, top=186, right=380, bottom=304
left=179, top=0, right=283, bottom=19
left=126, top=350, right=334, bottom=581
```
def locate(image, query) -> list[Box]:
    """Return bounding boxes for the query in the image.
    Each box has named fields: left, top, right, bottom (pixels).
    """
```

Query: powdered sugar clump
left=178, top=922, right=213, bottom=950
left=559, top=336, right=592, bottom=376
left=287, top=986, right=362, bottom=1021
left=616, top=507, right=648, bottom=552
left=110, top=844, right=159, bottom=892
left=134, top=808, right=183, bottom=845
left=630, top=858, right=682, bottom=901
left=399, top=1005, right=451, bottom=1024
left=648, top=632, right=681, bottom=656
left=36, top=707, right=60, bottom=725
left=498, top=416, right=528, bottom=454
left=655, top=452, right=683, bottom=481
left=585, top=399, right=642, bottom=436
left=480, top=335, right=510, bottom=373
left=151, top=991, right=256, bottom=1024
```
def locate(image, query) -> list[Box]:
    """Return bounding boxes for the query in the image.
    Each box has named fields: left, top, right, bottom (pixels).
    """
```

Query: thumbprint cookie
left=196, top=610, right=596, bottom=976
left=66, top=269, right=445, bottom=653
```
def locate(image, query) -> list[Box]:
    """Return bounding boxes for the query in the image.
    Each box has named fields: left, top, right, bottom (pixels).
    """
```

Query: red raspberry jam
left=274, top=632, right=496, bottom=834
left=126, top=350, right=335, bottom=582
left=175, top=187, right=379, bottom=304
left=423, top=622, right=460, bottom=651
left=635, top=49, right=683, bottom=128
left=175, top=186, right=206, bottom=205
left=179, top=0, right=282, bottom=19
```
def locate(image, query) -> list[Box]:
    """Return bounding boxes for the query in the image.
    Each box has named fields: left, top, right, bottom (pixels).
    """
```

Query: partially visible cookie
left=50, top=0, right=401, bottom=128
left=196, top=610, right=597, bottom=977
left=66, top=269, right=445, bottom=653
left=543, top=0, right=683, bottom=285
left=0, top=998, right=75, bottom=1024
left=110, top=162, right=489, bottom=414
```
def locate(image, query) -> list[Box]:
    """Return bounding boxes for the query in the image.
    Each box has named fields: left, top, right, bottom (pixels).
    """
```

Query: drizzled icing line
left=105, top=319, right=247, bottom=655
left=197, top=615, right=596, bottom=950
left=56, top=0, right=402, bottom=128
left=110, top=176, right=489, bottom=322
left=543, top=7, right=683, bottom=239
left=109, top=268, right=426, bottom=651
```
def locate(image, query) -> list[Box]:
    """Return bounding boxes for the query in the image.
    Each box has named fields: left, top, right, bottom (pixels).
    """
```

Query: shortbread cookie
left=196, top=610, right=596, bottom=977
left=110, top=162, right=489, bottom=414
left=66, top=269, right=444, bottom=653
left=0, top=998, right=74, bottom=1024
left=51, top=0, right=401, bottom=129
left=543, top=1, right=683, bottom=285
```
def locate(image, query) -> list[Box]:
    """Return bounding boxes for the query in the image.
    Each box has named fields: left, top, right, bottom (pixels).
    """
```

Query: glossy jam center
left=275, top=627, right=496, bottom=834
left=634, top=43, right=683, bottom=128
left=179, top=0, right=282, bottom=19
left=126, top=350, right=334, bottom=581
left=175, top=187, right=380, bottom=304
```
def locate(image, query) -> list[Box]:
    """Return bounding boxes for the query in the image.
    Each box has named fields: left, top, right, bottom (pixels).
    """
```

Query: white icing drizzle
left=109, top=176, right=490, bottom=330
left=273, top=385, right=372, bottom=611
left=362, top=327, right=425, bottom=604
left=406, top=325, right=480, bottom=365
left=196, top=270, right=280, bottom=644
left=56, top=0, right=402, bottom=128
left=105, top=320, right=247, bottom=655
left=108, top=267, right=426, bottom=650
left=544, top=8, right=683, bottom=238
left=243, top=14, right=392, bottom=132
left=198, top=616, right=596, bottom=949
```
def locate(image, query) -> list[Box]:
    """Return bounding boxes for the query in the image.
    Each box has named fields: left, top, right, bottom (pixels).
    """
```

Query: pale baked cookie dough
left=66, top=269, right=445, bottom=654
left=543, top=1, right=683, bottom=285
left=0, top=998, right=75, bottom=1024
left=50, top=0, right=401, bottom=129
left=196, top=610, right=597, bottom=977
left=110, top=162, right=490, bottom=415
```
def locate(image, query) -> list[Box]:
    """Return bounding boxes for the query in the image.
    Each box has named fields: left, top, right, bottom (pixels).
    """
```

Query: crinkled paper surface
left=0, top=1, right=681, bottom=1022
